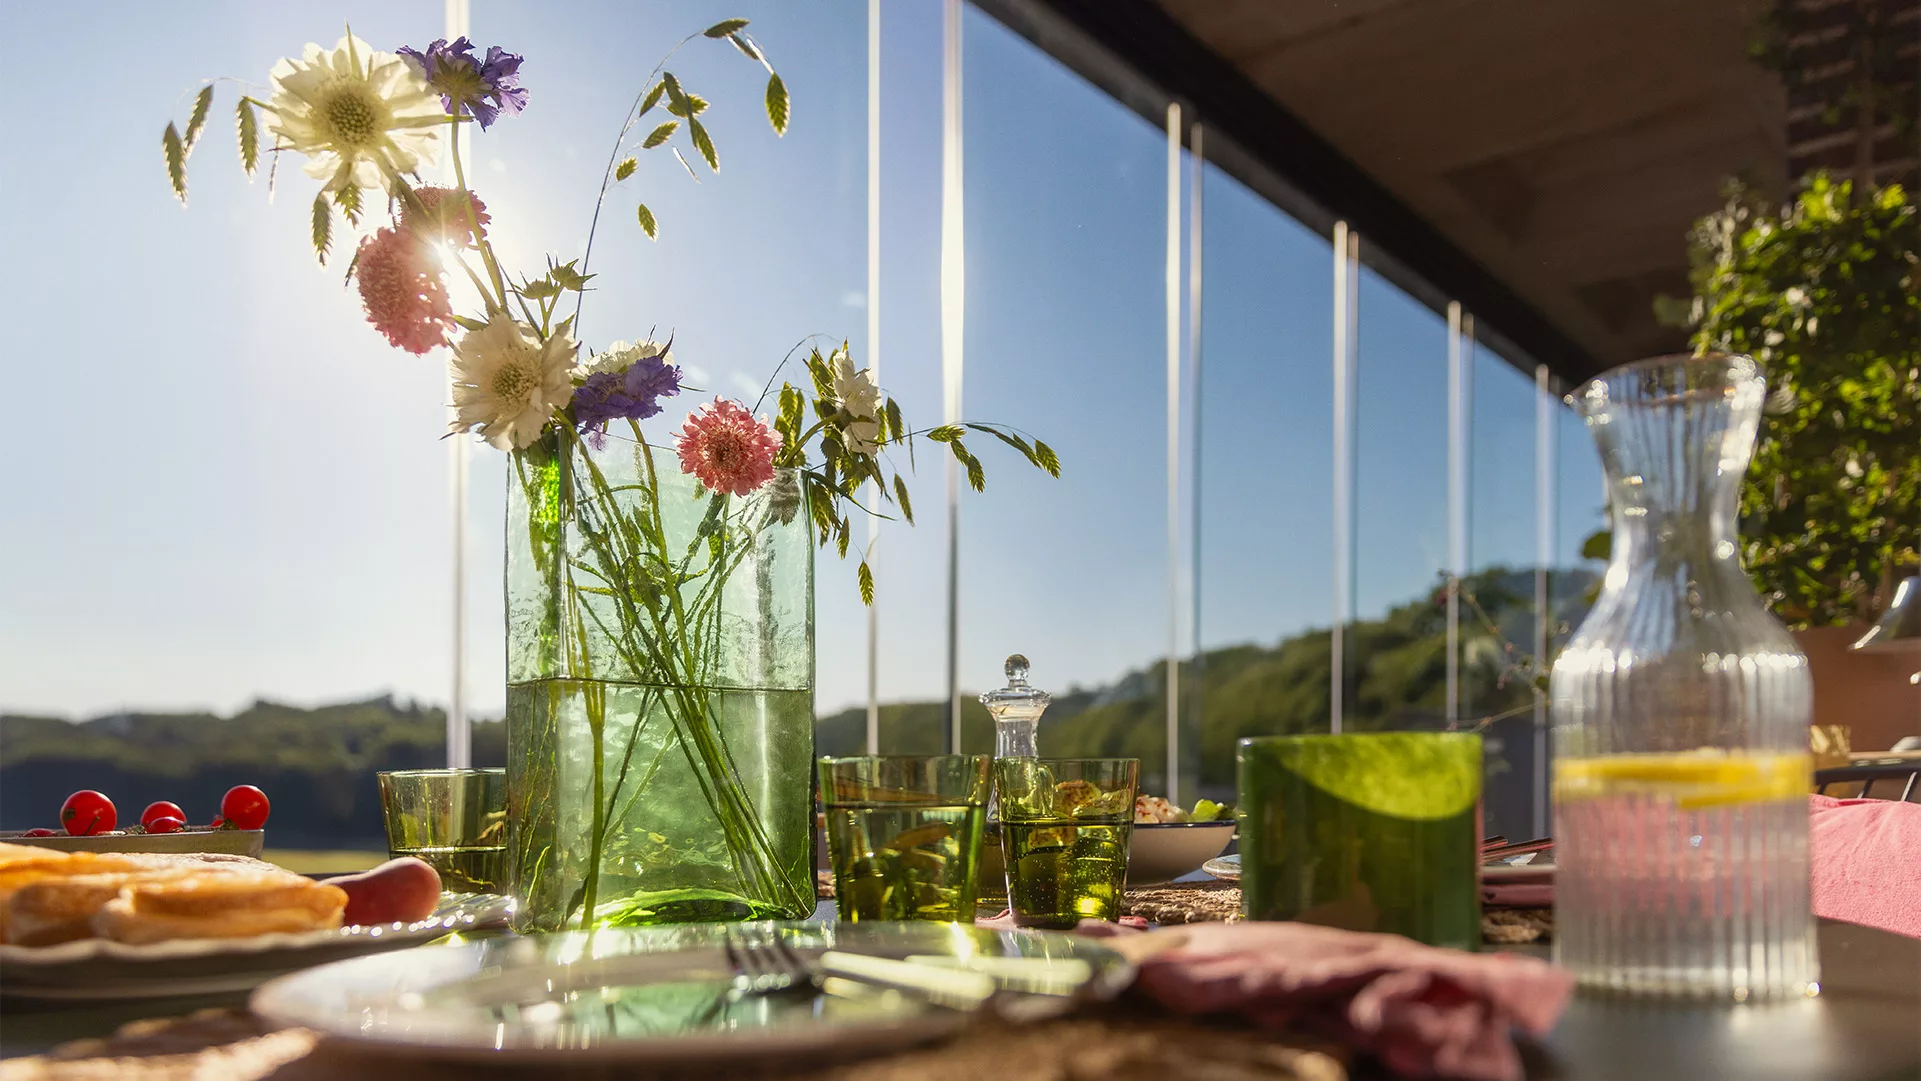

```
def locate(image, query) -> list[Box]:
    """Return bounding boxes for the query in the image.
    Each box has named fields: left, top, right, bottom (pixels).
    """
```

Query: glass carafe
left=1551, top=353, right=1817, bottom=1000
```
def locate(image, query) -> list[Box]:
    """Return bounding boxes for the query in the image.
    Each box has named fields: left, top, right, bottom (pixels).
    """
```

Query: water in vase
left=507, top=677, right=816, bottom=930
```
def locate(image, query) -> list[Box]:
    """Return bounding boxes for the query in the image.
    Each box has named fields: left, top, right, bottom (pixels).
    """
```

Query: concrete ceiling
left=1156, top=0, right=1789, bottom=372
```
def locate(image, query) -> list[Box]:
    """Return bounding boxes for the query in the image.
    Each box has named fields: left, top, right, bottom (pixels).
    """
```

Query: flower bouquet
left=161, top=20, right=1057, bottom=928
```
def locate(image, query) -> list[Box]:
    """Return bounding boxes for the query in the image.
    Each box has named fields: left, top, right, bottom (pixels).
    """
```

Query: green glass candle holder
left=994, top=757, right=1139, bottom=929
left=1238, top=733, right=1481, bottom=949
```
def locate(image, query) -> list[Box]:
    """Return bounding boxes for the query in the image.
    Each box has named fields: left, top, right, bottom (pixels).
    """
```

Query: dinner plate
left=1200, top=853, right=1240, bottom=882
left=252, top=921, right=1134, bottom=1065
left=0, top=893, right=513, bottom=1001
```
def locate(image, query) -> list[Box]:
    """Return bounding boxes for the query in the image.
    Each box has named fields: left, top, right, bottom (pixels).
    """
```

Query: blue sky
left=0, top=1, right=1603, bottom=725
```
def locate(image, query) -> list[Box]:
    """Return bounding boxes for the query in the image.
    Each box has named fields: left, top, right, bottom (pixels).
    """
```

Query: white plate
left=1201, top=853, right=1241, bottom=882
left=252, top=922, right=1134, bottom=1065
left=1127, top=822, right=1235, bottom=885
left=0, top=893, right=513, bottom=1001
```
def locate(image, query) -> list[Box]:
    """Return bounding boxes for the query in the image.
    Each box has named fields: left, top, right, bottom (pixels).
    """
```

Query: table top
left=4, top=914, right=1917, bottom=1080
left=1524, top=920, right=1921, bottom=1081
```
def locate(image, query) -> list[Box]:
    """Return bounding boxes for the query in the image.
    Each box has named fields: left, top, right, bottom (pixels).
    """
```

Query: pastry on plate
left=93, top=872, right=348, bottom=944
left=0, top=844, right=339, bottom=947
left=0, top=846, right=146, bottom=944
left=6, top=869, right=196, bottom=946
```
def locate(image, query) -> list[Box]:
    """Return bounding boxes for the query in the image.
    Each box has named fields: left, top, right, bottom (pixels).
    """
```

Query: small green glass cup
left=994, top=757, right=1139, bottom=929
left=819, top=755, right=992, bottom=922
left=1238, top=732, right=1482, bottom=948
left=376, top=768, right=509, bottom=894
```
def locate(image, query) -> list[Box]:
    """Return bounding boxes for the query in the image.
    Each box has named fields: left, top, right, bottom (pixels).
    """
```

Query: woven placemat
left=1482, top=907, right=1554, bottom=945
left=6, top=1006, right=1348, bottom=1081
left=1122, top=884, right=1555, bottom=945
left=1120, top=880, right=1245, bottom=925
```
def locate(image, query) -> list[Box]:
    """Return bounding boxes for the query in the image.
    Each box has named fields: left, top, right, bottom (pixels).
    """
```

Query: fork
left=724, top=927, right=814, bottom=996
left=722, top=928, right=997, bottom=1009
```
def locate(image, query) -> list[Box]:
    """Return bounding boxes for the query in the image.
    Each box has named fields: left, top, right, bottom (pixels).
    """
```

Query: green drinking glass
left=994, top=757, right=1139, bottom=929
left=377, top=768, right=509, bottom=894
left=820, top=755, right=992, bottom=922
left=1238, top=733, right=1482, bottom=949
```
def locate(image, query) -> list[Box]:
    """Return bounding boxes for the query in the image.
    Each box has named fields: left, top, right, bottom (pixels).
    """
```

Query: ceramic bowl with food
left=1126, top=821, right=1235, bottom=885
left=1124, top=794, right=1235, bottom=885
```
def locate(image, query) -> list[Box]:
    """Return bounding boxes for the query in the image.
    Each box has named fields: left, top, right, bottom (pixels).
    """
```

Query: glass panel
left=960, top=9, right=1170, bottom=791
left=863, top=0, right=954, bottom=755
left=1464, top=344, right=1540, bottom=839
left=1194, top=158, right=1335, bottom=802
left=1347, top=268, right=1449, bottom=731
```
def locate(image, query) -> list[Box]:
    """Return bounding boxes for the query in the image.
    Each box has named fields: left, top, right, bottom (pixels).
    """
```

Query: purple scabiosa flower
left=573, top=344, right=683, bottom=434
left=397, top=37, right=529, bottom=129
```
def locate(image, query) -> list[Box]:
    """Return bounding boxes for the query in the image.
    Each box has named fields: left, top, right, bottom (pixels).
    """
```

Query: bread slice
left=93, top=873, right=347, bottom=944
left=0, top=853, right=148, bottom=944
left=0, top=841, right=73, bottom=872
left=6, top=870, right=197, bottom=946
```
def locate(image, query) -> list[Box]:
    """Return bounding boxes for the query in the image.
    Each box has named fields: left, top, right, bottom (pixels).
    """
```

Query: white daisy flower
left=448, top=317, right=578, bottom=450
left=583, top=339, right=673, bottom=378
left=268, top=35, right=444, bottom=193
left=829, top=349, right=883, bottom=455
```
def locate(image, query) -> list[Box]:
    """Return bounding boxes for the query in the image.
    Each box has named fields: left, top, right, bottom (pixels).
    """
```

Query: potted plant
left=1665, top=174, right=1919, bottom=748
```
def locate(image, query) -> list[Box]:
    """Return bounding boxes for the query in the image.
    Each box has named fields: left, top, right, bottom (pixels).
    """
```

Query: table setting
left=7, top=13, right=1921, bottom=1081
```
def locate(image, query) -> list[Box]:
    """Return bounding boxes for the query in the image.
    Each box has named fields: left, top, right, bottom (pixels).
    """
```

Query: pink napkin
left=1115, top=922, right=1570, bottom=1081
left=1811, top=792, right=1921, bottom=939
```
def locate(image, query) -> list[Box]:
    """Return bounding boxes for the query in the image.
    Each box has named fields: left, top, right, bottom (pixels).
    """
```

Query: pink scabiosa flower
left=353, top=226, right=453, bottom=354
left=403, top=185, right=491, bottom=247
left=674, top=398, right=783, bottom=496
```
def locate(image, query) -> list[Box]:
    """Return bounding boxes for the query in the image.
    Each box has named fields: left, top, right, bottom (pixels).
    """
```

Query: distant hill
left=0, top=697, right=505, bottom=848
left=3, top=566, right=1593, bottom=847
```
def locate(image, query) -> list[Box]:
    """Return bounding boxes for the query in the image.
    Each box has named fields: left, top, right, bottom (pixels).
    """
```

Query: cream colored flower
left=584, top=339, right=673, bottom=377
left=829, top=349, right=883, bottom=455
left=842, top=415, right=881, bottom=457
left=448, top=317, right=578, bottom=450
left=268, top=35, right=443, bottom=193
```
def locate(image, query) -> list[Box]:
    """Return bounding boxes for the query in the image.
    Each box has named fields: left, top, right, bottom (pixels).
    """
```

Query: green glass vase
left=505, top=426, right=815, bottom=931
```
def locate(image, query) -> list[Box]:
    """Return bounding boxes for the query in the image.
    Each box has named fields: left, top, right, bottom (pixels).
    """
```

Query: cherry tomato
left=146, top=816, right=186, bottom=834
left=60, top=791, right=116, bottom=836
left=141, top=801, right=187, bottom=830
left=23, top=827, right=57, bottom=837
left=219, top=785, right=271, bottom=831
left=210, top=815, right=227, bottom=829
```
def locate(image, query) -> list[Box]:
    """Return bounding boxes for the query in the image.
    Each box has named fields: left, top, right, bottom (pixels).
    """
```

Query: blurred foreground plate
left=0, top=893, right=512, bottom=1001
left=251, top=922, right=1134, bottom=1066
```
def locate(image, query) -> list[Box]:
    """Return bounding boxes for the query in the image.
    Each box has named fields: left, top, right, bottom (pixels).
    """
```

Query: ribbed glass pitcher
left=1550, top=353, right=1817, bottom=1000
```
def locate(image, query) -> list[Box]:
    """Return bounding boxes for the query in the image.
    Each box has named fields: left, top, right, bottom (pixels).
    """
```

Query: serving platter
left=0, top=893, right=513, bottom=1001
left=0, top=829, right=265, bottom=859
left=252, top=921, right=1134, bottom=1065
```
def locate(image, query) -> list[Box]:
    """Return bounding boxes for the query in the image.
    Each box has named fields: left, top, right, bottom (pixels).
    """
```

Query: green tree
left=1678, top=175, right=1920, bottom=625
